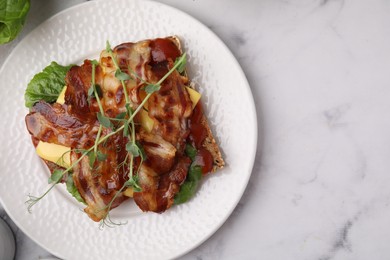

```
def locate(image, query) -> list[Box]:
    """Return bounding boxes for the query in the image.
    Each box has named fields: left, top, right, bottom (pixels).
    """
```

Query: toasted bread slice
left=170, top=36, right=225, bottom=172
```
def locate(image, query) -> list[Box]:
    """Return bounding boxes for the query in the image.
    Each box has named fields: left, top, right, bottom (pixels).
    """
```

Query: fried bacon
left=134, top=156, right=191, bottom=212
left=148, top=69, right=192, bottom=150
left=26, top=37, right=194, bottom=221
left=25, top=101, right=99, bottom=148
left=71, top=132, right=128, bottom=221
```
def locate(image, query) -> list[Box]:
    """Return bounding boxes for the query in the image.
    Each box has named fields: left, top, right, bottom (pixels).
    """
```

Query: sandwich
left=25, top=36, right=224, bottom=223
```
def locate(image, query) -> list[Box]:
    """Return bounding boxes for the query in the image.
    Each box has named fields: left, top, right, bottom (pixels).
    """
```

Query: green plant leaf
left=188, top=165, right=202, bottom=182
left=74, top=149, right=87, bottom=154
left=88, top=152, right=96, bottom=168
left=66, top=174, right=86, bottom=204
left=89, top=83, right=102, bottom=99
left=87, top=85, right=94, bottom=97
left=144, top=84, right=160, bottom=94
left=125, top=176, right=141, bottom=192
left=24, top=62, right=72, bottom=108
left=126, top=142, right=140, bottom=157
left=136, top=141, right=147, bottom=161
left=115, top=69, right=131, bottom=81
left=115, top=112, right=127, bottom=120
left=174, top=54, right=187, bottom=74
left=97, top=151, right=107, bottom=161
left=174, top=165, right=202, bottom=205
left=185, top=144, right=197, bottom=161
left=0, top=0, right=30, bottom=44
left=106, top=40, right=112, bottom=52
left=123, top=121, right=129, bottom=137
left=95, top=84, right=103, bottom=98
left=97, top=112, right=112, bottom=128
left=48, top=169, right=63, bottom=184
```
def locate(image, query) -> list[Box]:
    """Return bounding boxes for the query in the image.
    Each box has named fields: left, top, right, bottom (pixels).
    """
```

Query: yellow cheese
left=57, top=86, right=67, bottom=105
left=36, top=141, right=71, bottom=168
left=123, top=187, right=134, bottom=197
left=140, top=109, right=154, bottom=133
left=35, top=86, right=70, bottom=168
left=186, top=86, right=201, bottom=108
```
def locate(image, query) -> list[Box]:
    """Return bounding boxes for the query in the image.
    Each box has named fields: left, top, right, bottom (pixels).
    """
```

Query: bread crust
left=170, top=36, right=225, bottom=172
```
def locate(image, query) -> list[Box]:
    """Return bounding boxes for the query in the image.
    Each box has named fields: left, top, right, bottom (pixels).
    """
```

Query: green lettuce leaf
left=174, top=144, right=203, bottom=205
left=24, top=61, right=72, bottom=108
left=66, top=174, right=86, bottom=204
left=174, top=165, right=202, bottom=205
left=0, top=0, right=30, bottom=44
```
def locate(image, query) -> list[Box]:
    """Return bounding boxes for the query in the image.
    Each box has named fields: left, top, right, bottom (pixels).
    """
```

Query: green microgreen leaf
left=123, top=121, right=129, bottom=137
left=125, top=103, right=133, bottom=114
left=91, top=59, right=99, bottom=66
left=48, top=169, right=63, bottom=184
left=95, top=84, right=103, bottom=98
left=116, top=112, right=127, bottom=120
left=106, top=40, right=112, bottom=52
left=115, top=69, right=131, bottom=81
left=73, top=149, right=87, bottom=154
left=144, top=84, right=160, bottom=94
left=88, top=84, right=102, bottom=98
left=175, top=55, right=187, bottom=74
left=87, top=85, right=94, bottom=97
left=97, top=151, right=107, bottom=161
left=125, top=176, right=142, bottom=192
left=132, top=186, right=142, bottom=193
left=185, top=144, right=197, bottom=161
left=126, top=142, right=140, bottom=157
left=136, top=141, right=147, bottom=161
left=88, top=152, right=96, bottom=168
left=97, top=112, right=112, bottom=129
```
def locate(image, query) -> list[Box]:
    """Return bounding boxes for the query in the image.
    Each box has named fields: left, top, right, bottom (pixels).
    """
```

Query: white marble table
left=2, top=0, right=390, bottom=259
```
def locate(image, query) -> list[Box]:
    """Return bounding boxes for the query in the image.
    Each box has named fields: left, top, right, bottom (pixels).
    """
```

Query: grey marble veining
left=2, top=0, right=390, bottom=259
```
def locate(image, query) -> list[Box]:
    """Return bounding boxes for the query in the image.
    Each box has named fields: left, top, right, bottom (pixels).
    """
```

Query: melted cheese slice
left=56, top=86, right=67, bottom=105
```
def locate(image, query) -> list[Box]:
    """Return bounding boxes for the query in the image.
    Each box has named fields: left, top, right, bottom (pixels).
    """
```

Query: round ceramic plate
left=0, top=0, right=257, bottom=259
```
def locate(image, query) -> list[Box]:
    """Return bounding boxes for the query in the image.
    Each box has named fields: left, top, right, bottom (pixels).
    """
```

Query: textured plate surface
left=0, top=0, right=257, bottom=259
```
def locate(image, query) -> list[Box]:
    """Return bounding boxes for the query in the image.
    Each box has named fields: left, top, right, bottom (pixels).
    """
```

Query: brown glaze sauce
left=150, top=38, right=181, bottom=63
left=188, top=103, right=214, bottom=175
left=149, top=38, right=181, bottom=80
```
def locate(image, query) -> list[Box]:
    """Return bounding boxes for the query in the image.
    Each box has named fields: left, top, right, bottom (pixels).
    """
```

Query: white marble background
left=1, top=0, right=390, bottom=259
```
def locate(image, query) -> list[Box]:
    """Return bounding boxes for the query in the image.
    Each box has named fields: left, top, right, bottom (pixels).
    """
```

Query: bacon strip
left=131, top=39, right=194, bottom=212
left=25, top=101, right=99, bottom=148
left=134, top=156, right=191, bottom=212
left=71, top=132, right=128, bottom=221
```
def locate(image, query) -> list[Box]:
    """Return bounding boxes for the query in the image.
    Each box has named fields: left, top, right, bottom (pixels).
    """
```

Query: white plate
left=0, top=0, right=257, bottom=259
